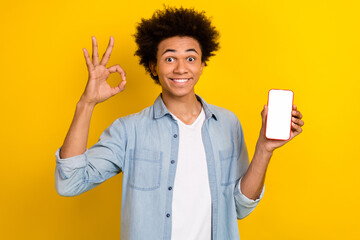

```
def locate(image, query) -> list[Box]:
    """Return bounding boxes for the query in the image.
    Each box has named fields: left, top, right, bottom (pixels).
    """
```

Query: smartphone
left=265, top=89, right=294, bottom=140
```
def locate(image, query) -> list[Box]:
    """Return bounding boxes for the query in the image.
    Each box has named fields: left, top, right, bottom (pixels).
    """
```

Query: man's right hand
left=81, top=36, right=126, bottom=106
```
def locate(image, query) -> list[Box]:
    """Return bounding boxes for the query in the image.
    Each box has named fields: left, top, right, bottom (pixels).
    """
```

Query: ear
left=149, top=62, right=158, bottom=76
left=200, top=62, right=205, bottom=74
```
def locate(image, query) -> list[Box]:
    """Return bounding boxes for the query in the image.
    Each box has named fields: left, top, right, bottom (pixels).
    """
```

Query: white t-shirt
left=170, top=108, right=211, bottom=240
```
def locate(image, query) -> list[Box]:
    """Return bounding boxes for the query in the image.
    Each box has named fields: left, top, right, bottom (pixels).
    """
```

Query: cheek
left=157, top=64, right=171, bottom=75
left=192, top=65, right=203, bottom=75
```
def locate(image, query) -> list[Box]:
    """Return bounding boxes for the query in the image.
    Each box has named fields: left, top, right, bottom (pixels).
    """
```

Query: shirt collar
left=153, top=93, right=218, bottom=121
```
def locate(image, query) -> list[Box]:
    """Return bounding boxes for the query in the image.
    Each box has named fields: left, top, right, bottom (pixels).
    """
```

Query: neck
left=161, top=92, right=202, bottom=124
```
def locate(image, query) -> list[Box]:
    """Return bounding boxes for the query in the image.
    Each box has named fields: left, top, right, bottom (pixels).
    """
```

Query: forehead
left=157, top=36, right=202, bottom=55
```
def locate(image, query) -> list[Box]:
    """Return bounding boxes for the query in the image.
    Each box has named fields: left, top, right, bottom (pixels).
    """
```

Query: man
left=55, top=6, right=304, bottom=240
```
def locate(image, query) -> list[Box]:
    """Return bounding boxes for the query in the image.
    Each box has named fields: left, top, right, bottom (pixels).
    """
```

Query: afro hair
left=133, top=6, right=220, bottom=84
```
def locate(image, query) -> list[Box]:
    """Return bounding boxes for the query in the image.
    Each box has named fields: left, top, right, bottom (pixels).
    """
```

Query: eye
left=187, top=57, right=195, bottom=62
left=165, top=57, right=175, bottom=62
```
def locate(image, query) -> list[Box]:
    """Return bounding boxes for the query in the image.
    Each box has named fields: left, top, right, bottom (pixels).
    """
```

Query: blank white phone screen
left=265, top=89, right=294, bottom=140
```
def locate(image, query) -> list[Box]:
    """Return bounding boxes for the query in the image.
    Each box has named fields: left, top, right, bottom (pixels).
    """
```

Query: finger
left=100, top=36, right=114, bottom=66
left=291, top=122, right=303, bottom=134
left=292, top=117, right=304, bottom=127
left=108, top=64, right=126, bottom=81
left=293, top=104, right=297, bottom=111
left=92, top=36, right=100, bottom=66
left=292, top=110, right=303, bottom=119
left=83, top=48, right=94, bottom=71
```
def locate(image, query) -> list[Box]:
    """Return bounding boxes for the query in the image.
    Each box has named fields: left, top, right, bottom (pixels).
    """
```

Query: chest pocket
left=129, top=149, right=162, bottom=191
left=219, top=149, right=240, bottom=186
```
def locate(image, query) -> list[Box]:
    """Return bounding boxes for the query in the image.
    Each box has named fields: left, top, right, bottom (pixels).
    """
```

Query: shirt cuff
left=234, top=177, right=265, bottom=207
left=55, top=146, right=88, bottom=179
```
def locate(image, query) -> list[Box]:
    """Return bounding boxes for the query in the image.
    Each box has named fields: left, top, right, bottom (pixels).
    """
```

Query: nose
left=173, top=59, right=188, bottom=74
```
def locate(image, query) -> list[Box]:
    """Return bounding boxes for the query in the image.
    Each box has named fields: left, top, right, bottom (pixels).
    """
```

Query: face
left=150, top=36, right=205, bottom=99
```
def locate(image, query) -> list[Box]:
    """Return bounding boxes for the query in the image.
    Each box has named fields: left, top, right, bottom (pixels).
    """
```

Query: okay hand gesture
left=81, top=36, right=126, bottom=106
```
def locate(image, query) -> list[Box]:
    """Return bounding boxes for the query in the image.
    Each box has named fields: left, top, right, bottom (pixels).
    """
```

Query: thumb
left=261, top=105, right=268, bottom=124
left=110, top=80, right=126, bottom=96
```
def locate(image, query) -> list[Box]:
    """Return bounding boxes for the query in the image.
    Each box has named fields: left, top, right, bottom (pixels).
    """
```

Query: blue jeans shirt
left=55, top=94, right=265, bottom=240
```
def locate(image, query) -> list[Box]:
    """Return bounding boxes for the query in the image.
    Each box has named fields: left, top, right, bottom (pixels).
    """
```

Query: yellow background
left=1, top=0, right=359, bottom=239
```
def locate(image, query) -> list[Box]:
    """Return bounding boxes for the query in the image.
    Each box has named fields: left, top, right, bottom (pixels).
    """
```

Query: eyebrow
left=161, top=48, right=199, bottom=56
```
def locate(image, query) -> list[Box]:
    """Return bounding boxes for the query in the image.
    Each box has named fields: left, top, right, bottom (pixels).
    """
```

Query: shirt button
left=166, top=213, right=170, bottom=218
left=168, top=186, right=172, bottom=191
left=173, top=134, right=178, bottom=138
left=171, top=160, right=175, bottom=164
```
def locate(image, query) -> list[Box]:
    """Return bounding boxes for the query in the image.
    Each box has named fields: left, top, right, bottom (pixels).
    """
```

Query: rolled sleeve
left=55, top=118, right=126, bottom=197
left=234, top=118, right=265, bottom=219
left=55, top=147, right=88, bottom=179
left=234, top=177, right=265, bottom=219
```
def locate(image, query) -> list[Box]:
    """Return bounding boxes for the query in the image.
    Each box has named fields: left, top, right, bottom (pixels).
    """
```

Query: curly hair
left=133, top=6, right=220, bottom=84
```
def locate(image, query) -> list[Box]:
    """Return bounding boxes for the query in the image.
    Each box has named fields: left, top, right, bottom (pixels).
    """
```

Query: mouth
left=169, top=78, right=191, bottom=83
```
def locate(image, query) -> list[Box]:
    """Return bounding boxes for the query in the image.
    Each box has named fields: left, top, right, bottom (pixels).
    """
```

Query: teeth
left=172, top=78, right=189, bottom=82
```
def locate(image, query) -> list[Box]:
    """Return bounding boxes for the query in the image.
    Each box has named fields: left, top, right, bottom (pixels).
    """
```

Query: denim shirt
left=55, top=94, right=265, bottom=240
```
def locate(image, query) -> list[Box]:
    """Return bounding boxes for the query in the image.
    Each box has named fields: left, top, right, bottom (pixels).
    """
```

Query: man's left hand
left=256, top=104, right=304, bottom=154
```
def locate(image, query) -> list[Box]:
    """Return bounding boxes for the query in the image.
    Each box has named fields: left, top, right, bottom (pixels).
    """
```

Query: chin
left=163, top=89, right=193, bottom=98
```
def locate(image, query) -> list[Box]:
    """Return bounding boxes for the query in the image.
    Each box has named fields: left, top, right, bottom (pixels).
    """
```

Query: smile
left=170, top=78, right=190, bottom=83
